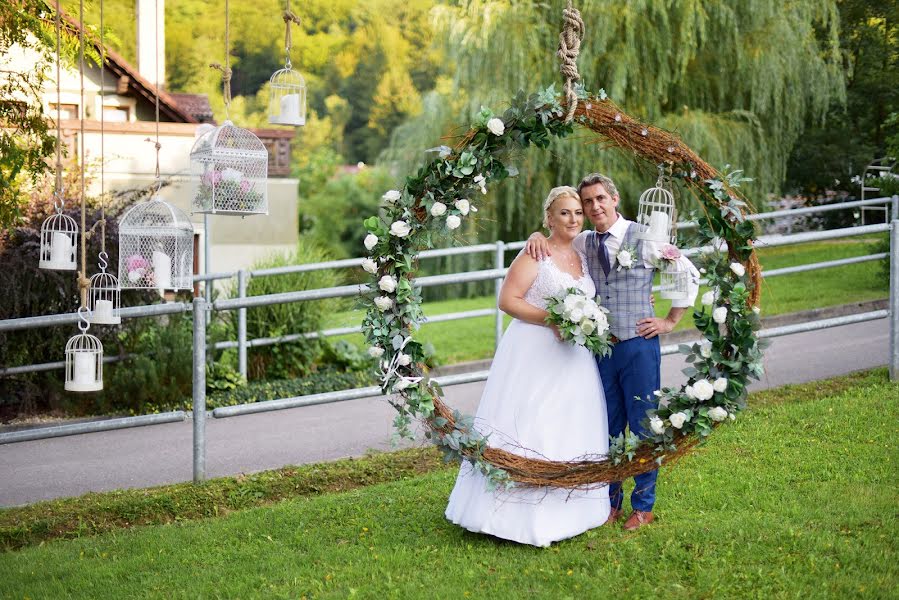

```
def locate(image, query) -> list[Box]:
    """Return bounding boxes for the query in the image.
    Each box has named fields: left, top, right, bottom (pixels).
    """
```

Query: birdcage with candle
left=659, top=259, right=690, bottom=300
left=39, top=209, right=78, bottom=271
left=635, top=179, right=676, bottom=244
left=268, top=66, right=306, bottom=126
left=190, top=121, right=269, bottom=215
left=89, top=252, right=121, bottom=324
left=118, top=196, right=195, bottom=292
left=65, top=309, right=103, bottom=392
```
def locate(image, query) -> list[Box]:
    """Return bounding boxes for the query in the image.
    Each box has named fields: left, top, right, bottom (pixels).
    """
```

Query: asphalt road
left=0, top=318, right=890, bottom=507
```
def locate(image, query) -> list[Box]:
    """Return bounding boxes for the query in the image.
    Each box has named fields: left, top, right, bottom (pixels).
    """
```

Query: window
left=48, top=103, right=78, bottom=120
left=102, top=106, right=129, bottom=122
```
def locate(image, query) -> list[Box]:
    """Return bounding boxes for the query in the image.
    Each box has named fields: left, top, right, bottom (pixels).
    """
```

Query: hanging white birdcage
left=65, top=308, right=103, bottom=392
left=659, top=259, right=690, bottom=300
left=118, top=195, right=195, bottom=292
left=39, top=210, right=78, bottom=271
left=268, top=66, right=306, bottom=126
left=635, top=179, right=677, bottom=244
left=189, top=121, right=268, bottom=215
left=89, top=252, right=121, bottom=325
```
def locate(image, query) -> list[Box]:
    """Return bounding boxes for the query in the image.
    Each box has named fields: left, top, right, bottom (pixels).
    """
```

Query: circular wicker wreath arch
left=361, top=10, right=764, bottom=490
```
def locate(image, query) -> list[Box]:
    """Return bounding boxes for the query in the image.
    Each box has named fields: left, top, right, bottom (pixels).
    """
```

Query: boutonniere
left=616, top=243, right=638, bottom=271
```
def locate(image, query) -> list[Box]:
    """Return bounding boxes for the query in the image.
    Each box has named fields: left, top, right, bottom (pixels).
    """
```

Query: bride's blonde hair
left=542, top=186, right=581, bottom=229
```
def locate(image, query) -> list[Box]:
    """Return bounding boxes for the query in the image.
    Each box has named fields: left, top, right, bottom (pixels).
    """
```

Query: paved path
left=0, top=318, right=889, bottom=507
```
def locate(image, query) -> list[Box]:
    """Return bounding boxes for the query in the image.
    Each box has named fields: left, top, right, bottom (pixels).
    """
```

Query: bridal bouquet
left=545, top=288, right=613, bottom=357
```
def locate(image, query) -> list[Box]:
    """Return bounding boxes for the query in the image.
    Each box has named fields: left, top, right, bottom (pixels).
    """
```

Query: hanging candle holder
left=89, top=251, right=121, bottom=325
left=118, top=195, right=195, bottom=292
left=189, top=121, right=269, bottom=215
left=65, top=307, right=103, bottom=392
left=39, top=195, right=78, bottom=271
left=268, top=3, right=306, bottom=126
left=635, top=173, right=677, bottom=243
left=659, top=259, right=690, bottom=300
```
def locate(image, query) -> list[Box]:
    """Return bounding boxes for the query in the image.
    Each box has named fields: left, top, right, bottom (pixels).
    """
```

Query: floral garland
left=360, top=85, right=765, bottom=488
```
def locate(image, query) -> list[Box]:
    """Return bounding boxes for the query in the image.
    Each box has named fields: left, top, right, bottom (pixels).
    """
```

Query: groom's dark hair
left=578, top=173, right=619, bottom=199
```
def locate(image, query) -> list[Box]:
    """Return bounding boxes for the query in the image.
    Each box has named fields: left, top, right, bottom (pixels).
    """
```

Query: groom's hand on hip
left=636, top=316, right=674, bottom=339
left=525, top=232, right=550, bottom=260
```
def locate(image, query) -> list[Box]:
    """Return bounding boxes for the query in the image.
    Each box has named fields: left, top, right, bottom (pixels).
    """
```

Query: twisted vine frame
left=361, top=86, right=765, bottom=489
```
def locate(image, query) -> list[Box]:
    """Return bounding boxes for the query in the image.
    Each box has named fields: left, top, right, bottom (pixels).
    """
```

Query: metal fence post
left=892, top=195, right=898, bottom=222
left=494, top=241, right=505, bottom=350
left=890, top=220, right=899, bottom=382
left=192, top=297, right=207, bottom=482
left=204, top=214, right=212, bottom=325
left=237, top=269, right=248, bottom=380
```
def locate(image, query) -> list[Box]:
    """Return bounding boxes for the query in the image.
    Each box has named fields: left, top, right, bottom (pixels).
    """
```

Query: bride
left=445, top=186, right=610, bottom=547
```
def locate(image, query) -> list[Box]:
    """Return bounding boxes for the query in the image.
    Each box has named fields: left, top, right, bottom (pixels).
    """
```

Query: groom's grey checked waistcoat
left=585, top=223, right=654, bottom=342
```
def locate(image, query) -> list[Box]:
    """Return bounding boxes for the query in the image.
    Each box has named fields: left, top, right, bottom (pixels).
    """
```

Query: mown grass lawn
left=1, top=369, right=895, bottom=598
left=324, top=235, right=889, bottom=364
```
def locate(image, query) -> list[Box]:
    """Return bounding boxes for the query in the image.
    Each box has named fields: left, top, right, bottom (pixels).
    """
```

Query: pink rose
left=239, top=179, right=252, bottom=194
left=126, top=254, right=149, bottom=271
left=659, top=244, right=681, bottom=261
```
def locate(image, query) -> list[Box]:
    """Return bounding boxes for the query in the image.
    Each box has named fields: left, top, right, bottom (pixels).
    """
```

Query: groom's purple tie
left=598, top=232, right=611, bottom=277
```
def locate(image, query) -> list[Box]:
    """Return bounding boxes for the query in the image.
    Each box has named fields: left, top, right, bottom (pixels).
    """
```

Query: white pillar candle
left=648, top=210, right=669, bottom=239
left=152, top=250, right=172, bottom=290
left=279, top=94, right=302, bottom=123
left=73, top=352, right=96, bottom=385
left=50, top=232, right=72, bottom=265
left=93, top=299, right=114, bottom=322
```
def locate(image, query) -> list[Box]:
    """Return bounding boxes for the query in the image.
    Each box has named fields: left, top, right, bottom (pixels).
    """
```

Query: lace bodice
left=523, top=252, right=595, bottom=310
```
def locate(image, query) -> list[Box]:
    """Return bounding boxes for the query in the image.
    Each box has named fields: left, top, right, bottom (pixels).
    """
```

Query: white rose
left=728, top=412, right=736, bottom=421
left=669, top=412, right=688, bottom=429
left=563, top=295, right=580, bottom=310
left=580, top=319, right=596, bottom=335
left=649, top=416, right=666, bottom=435
left=712, top=306, right=728, bottom=324
left=701, top=291, right=715, bottom=306
left=361, top=258, right=378, bottom=274
left=730, top=262, right=746, bottom=277
left=396, top=353, right=412, bottom=366
left=708, top=406, right=728, bottom=422
left=220, top=167, right=242, bottom=183
left=692, top=379, right=715, bottom=401
left=382, top=189, right=402, bottom=203
left=569, top=308, right=584, bottom=323
left=713, top=377, right=728, bottom=393
left=446, top=215, right=462, bottom=230
left=364, top=233, right=379, bottom=251
left=752, top=306, right=761, bottom=316
left=390, top=220, right=412, bottom=237
left=430, top=202, right=447, bottom=217
left=617, top=250, right=634, bottom=268
left=373, top=296, right=394, bottom=311
left=699, top=337, right=713, bottom=358
left=368, top=346, right=385, bottom=358
left=393, top=377, right=417, bottom=391
left=684, top=385, right=695, bottom=399
left=486, top=117, right=505, bottom=136
left=454, top=199, right=470, bottom=216
left=378, top=275, right=397, bottom=293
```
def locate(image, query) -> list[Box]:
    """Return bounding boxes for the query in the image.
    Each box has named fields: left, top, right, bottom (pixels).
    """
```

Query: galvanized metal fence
left=1, top=198, right=897, bottom=486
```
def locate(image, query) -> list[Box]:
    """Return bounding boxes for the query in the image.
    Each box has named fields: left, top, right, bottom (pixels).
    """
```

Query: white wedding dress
left=445, top=252, right=610, bottom=547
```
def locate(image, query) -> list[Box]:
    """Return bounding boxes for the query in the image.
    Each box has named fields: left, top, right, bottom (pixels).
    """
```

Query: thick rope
left=282, top=1, right=302, bottom=66
left=78, top=0, right=88, bottom=306
left=153, top=0, right=161, bottom=186
left=209, top=0, right=232, bottom=114
left=99, top=0, right=105, bottom=254
left=557, top=0, right=584, bottom=123
left=53, top=1, right=63, bottom=204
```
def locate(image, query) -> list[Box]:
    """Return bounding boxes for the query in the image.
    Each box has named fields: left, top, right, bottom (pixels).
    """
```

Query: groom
left=525, top=173, right=699, bottom=530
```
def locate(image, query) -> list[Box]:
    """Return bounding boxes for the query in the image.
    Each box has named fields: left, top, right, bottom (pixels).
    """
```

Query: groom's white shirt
left=573, top=213, right=700, bottom=308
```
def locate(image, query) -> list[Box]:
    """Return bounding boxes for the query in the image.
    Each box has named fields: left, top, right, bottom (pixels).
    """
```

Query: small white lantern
left=659, top=260, right=689, bottom=300
left=189, top=121, right=269, bottom=215
left=39, top=211, right=78, bottom=270
left=89, top=251, right=121, bottom=325
left=65, top=309, right=103, bottom=392
left=268, top=66, right=306, bottom=126
left=635, top=180, right=676, bottom=244
left=118, top=196, right=195, bottom=292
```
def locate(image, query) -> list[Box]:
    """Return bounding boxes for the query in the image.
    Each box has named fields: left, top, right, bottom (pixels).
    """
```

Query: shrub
left=204, top=366, right=376, bottom=409
left=237, top=239, right=348, bottom=380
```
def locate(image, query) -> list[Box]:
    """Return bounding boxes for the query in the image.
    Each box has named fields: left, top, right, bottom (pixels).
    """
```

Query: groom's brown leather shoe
left=623, top=510, right=654, bottom=530
left=605, top=507, right=624, bottom=526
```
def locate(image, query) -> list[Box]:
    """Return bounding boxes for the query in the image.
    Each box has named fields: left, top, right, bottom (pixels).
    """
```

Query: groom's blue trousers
left=596, top=335, right=660, bottom=512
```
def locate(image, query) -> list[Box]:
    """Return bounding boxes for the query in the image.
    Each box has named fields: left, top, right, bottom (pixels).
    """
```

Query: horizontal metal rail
left=0, top=411, right=186, bottom=445
left=676, top=196, right=894, bottom=230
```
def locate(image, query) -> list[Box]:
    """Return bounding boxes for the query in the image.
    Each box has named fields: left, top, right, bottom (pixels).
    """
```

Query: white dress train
left=445, top=253, right=610, bottom=547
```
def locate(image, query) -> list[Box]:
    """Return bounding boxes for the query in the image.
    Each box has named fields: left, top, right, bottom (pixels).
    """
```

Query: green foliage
left=238, top=240, right=347, bottom=380
left=205, top=361, right=245, bottom=395
left=385, top=0, right=845, bottom=241
left=205, top=367, right=375, bottom=410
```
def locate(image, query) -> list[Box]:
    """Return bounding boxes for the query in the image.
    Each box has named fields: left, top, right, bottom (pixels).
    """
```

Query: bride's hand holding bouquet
left=545, top=288, right=613, bottom=357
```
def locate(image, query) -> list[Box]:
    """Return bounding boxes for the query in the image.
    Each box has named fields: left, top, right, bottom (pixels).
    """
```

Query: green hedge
left=205, top=367, right=377, bottom=409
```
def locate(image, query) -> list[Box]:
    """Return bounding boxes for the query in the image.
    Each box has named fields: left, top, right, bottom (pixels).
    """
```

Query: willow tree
left=381, top=0, right=845, bottom=243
